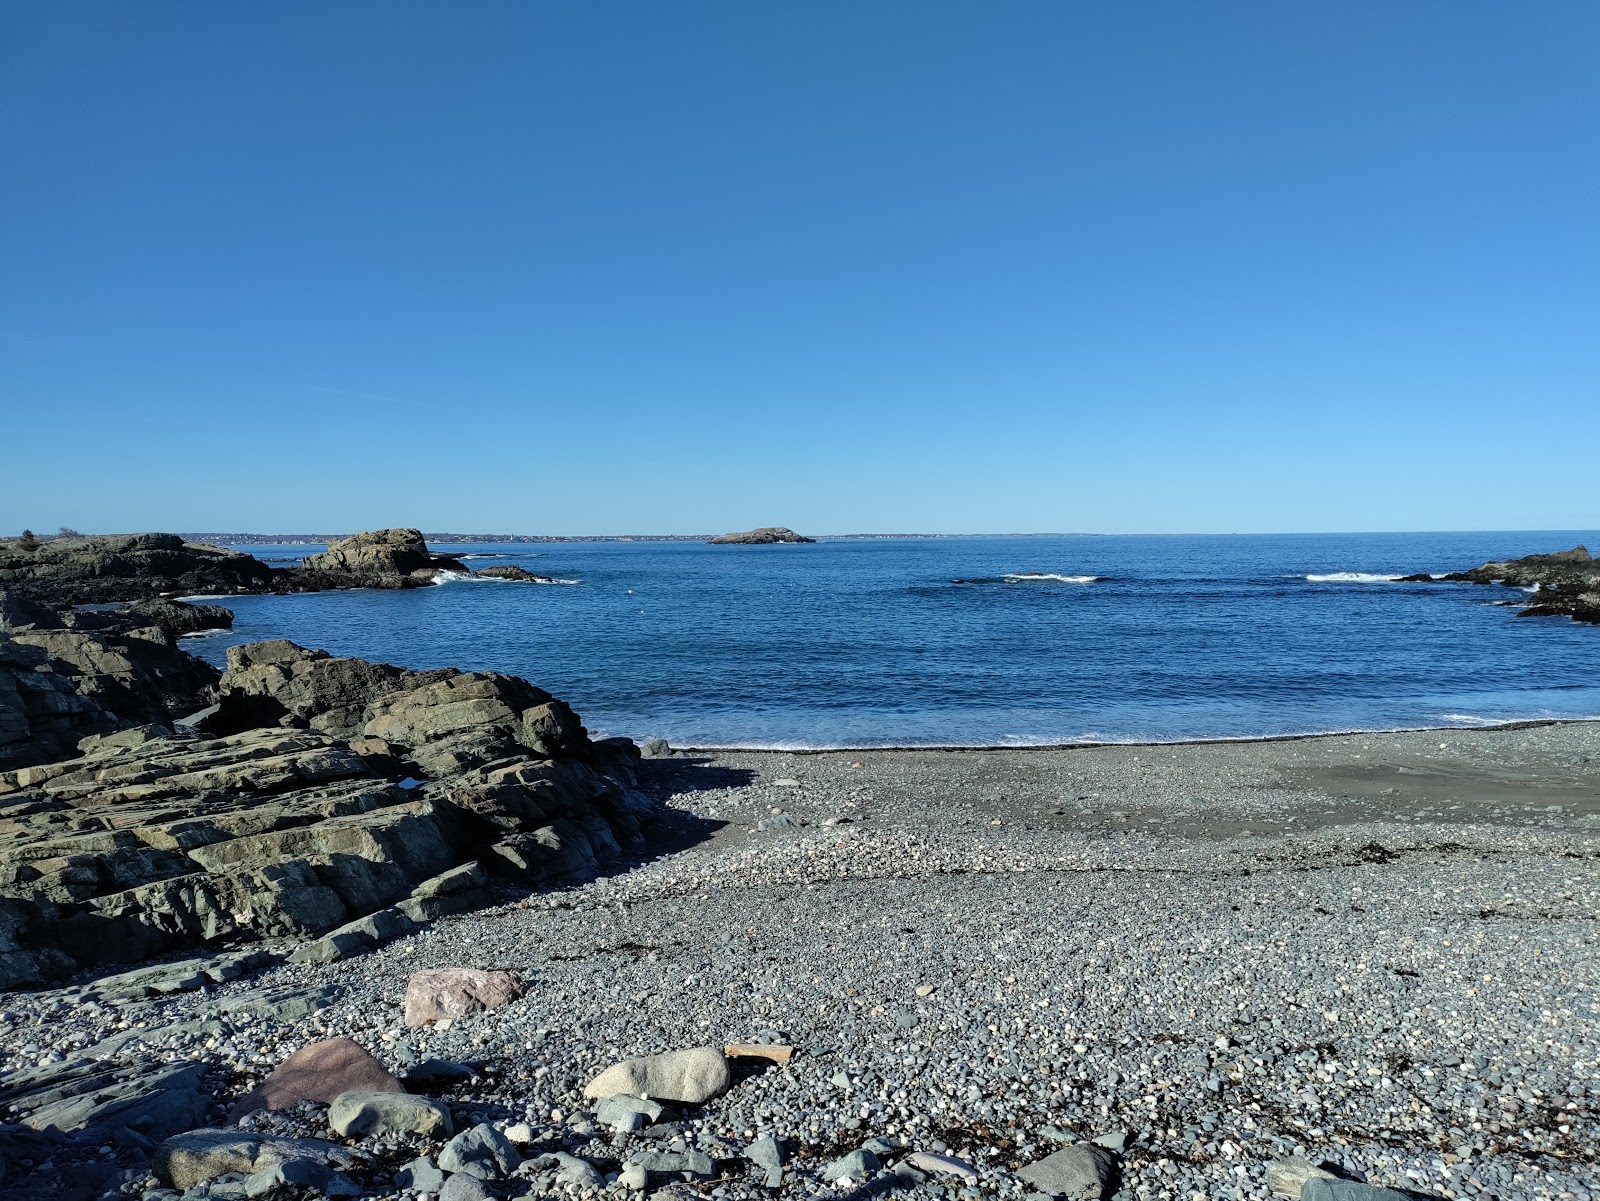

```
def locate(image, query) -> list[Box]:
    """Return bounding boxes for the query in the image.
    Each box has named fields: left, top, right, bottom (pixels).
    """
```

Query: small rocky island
left=1403, top=544, right=1600, bottom=625
left=706, top=527, right=815, bottom=545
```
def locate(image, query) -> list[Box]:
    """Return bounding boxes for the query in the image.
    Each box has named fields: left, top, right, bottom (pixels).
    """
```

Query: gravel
left=2, top=722, right=1596, bottom=1201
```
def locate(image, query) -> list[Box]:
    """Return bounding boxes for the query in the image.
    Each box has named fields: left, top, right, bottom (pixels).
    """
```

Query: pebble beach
left=4, top=722, right=1595, bottom=1201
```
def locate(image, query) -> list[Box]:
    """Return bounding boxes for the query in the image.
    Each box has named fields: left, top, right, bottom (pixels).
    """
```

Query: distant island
left=707, top=527, right=817, bottom=545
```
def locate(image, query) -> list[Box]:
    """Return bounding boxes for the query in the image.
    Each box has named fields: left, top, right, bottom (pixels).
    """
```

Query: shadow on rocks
left=638, top=756, right=757, bottom=801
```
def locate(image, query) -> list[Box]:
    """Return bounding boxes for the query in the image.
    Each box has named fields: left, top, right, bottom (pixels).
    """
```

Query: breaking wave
left=1003, top=573, right=1100, bottom=583
left=1302, top=572, right=1403, bottom=583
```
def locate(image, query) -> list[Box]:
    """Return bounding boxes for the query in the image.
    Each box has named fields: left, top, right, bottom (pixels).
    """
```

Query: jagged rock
left=0, top=1054, right=209, bottom=1141
left=1425, top=545, right=1600, bottom=626
left=299, top=528, right=467, bottom=586
left=583, top=1047, right=731, bottom=1104
left=288, top=906, right=416, bottom=963
left=0, top=532, right=275, bottom=606
left=229, top=1037, right=404, bottom=1120
left=0, top=636, right=125, bottom=771
left=154, top=1129, right=365, bottom=1190
left=707, top=527, right=816, bottom=544
left=403, top=967, right=526, bottom=1027
left=473, top=565, right=556, bottom=582
left=212, top=640, right=454, bottom=737
left=1267, top=1157, right=1337, bottom=1197
left=1, top=632, right=650, bottom=979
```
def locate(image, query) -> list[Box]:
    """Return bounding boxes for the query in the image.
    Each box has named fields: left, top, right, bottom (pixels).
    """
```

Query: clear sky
left=1, top=2, right=1595, bottom=536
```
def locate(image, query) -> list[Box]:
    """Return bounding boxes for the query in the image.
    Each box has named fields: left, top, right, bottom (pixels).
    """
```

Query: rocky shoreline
left=0, top=529, right=562, bottom=608
left=1402, top=545, right=1600, bottom=625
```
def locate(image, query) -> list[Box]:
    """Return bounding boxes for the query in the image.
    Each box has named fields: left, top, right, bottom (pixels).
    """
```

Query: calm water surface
left=185, top=531, right=1600, bottom=748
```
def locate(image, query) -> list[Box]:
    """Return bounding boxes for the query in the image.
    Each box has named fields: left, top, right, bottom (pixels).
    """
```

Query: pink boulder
left=403, top=968, right=526, bottom=1028
left=228, top=1036, right=403, bottom=1121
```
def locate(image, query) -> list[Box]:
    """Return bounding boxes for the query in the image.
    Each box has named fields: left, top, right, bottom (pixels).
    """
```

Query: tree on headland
left=58, top=527, right=80, bottom=538
left=18, top=529, right=39, bottom=550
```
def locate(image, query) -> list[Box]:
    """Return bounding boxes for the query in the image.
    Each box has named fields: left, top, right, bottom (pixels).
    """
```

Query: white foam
left=433, top=570, right=580, bottom=586
left=1302, top=573, right=1403, bottom=583
left=1002, top=573, right=1099, bottom=583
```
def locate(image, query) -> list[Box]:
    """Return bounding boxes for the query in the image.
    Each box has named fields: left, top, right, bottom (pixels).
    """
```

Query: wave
left=1302, top=572, right=1403, bottom=583
left=1003, top=572, right=1099, bottom=584
left=433, top=570, right=580, bottom=585
left=458, top=553, right=538, bottom=559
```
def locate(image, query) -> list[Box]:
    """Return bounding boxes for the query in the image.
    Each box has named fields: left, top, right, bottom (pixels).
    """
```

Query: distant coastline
left=182, top=531, right=1108, bottom=545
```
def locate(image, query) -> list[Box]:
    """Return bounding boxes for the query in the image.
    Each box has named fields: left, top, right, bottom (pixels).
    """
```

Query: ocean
left=183, top=530, right=1600, bottom=749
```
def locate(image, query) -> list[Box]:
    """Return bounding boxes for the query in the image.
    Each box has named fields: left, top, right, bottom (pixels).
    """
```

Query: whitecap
left=1002, top=573, right=1100, bottom=583
left=1302, top=573, right=1403, bottom=583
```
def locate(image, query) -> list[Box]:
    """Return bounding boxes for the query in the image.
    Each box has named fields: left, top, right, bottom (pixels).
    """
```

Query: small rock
left=1302, top=1181, right=1414, bottom=1201
left=822, top=1148, right=880, bottom=1182
left=439, top=1173, right=493, bottom=1201
left=438, top=1122, right=520, bottom=1180
left=551, top=1152, right=603, bottom=1187
left=595, top=1093, right=664, bottom=1130
left=907, top=1151, right=979, bottom=1181
left=242, top=1159, right=331, bottom=1198
left=746, top=1134, right=784, bottom=1187
left=618, top=1162, right=648, bottom=1190
left=1266, top=1158, right=1337, bottom=1198
left=396, top=1157, right=447, bottom=1192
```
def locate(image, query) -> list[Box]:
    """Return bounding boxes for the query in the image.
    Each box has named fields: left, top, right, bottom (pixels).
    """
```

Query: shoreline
left=664, top=715, right=1600, bottom=755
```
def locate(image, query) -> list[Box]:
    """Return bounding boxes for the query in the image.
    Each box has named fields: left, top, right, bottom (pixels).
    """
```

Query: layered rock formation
left=0, top=533, right=275, bottom=606
left=707, top=526, right=816, bottom=545
left=0, top=592, right=228, bottom=769
left=1407, top=545, right=1600, bottom=625
left=0, top=627, right=652, bottom=989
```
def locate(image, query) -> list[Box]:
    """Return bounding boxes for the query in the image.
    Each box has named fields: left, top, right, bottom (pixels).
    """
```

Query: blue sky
left=2, top=2, right=1595, bottom=535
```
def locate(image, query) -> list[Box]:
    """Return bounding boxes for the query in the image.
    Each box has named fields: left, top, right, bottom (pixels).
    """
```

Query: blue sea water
left=184, top=531, right=1600, bottom=748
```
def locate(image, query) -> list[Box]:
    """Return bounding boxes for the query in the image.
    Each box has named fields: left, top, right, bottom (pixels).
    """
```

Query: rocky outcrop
left=0, top=533, right=274, bottom=606
left=1412, top=545, right=1600, bottom=625
left=0, top=592, right=224, bottom=769
left=707, top=526, right=816, bottom=544
left=0, top=637, right=655, bottom=988
left=474, top=565, right=558, bottom=582
left=295, top=528, right=468, bottom=589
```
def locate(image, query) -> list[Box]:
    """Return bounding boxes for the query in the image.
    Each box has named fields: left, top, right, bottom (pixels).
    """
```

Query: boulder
left=583, top=1047, right=731, bottom=1104
left=1016, top=1143, right=1118, bottom=1199
left=328, top=1089, right=454, bottom=1138
left=154, top=1128, right=364, bottom=1190
left=404, top=967, right=527, bottom=1027
left=707, top=526, right=815, bottom=544
left=438, top=1122, right=520, bottom=1179
left=229, top=1037, right=404, bottom=1120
